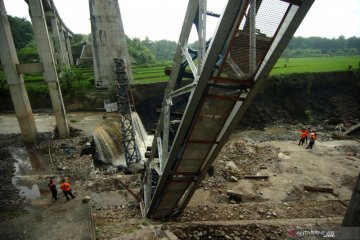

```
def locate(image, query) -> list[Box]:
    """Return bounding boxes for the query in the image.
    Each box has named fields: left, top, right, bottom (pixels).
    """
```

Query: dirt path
left=0, top=198, right=94, bottom=240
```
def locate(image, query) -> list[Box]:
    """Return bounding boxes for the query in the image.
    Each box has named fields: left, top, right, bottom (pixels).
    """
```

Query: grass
left=133, top=64, right=169, bottom=84
left=271, top=55, right=360, bottom=75
left=1, top=56, right=359, bottom=91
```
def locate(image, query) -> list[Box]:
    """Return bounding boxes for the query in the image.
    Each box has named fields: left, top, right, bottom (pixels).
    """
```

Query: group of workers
left=298, top=129, right=317, bottom=149
left=47, top=178, right=76, bottom=201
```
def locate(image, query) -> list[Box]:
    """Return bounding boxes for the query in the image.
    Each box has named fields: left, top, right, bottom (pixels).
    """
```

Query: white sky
left=4, top=0, right=360, bottom=42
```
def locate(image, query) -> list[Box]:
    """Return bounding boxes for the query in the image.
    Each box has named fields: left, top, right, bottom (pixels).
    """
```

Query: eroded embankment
left=132, top=71, right=360, bottom=131
left=0, top=71, right=359, bottom=131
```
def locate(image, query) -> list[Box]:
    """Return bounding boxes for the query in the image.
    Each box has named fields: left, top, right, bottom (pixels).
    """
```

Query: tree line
left=6, top=15, right=360, bottom=65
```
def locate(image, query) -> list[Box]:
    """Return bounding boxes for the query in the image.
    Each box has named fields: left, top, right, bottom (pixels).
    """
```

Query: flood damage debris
left=303, top=185, right=334, bottom=194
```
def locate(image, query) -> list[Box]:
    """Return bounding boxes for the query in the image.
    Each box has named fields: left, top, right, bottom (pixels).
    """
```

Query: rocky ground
left=0, top=113, right=359, bottom=239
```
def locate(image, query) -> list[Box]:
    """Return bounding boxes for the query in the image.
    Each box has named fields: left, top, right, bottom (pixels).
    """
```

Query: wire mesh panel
left=222, top=0, right=290, bottom=79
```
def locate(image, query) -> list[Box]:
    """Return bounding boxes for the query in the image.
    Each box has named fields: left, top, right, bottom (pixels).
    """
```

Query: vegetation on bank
left=271, top=55, right=360, bottom=75
left=1, top=15, right=359, bottom=97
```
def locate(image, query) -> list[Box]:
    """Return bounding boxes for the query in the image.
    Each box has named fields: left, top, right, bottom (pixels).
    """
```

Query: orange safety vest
left=60, top=182, right=71, bottom=192
left=299, top=130, right=306, bottom=139
left=304, top=130, right=309, bottom=137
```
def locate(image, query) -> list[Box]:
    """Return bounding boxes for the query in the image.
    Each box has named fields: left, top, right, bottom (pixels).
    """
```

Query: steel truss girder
left=145, top=0, right=314, bottom=219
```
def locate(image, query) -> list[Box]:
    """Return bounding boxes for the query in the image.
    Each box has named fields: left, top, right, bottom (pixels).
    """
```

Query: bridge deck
left=146, top=0, right=314, bottom=218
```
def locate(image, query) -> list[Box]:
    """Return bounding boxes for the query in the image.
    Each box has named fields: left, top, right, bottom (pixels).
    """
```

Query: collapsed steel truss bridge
left=142, top=0, right=314, bottom=218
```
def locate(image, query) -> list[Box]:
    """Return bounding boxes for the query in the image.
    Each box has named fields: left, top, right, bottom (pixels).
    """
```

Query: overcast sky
left=4, top=0, right=360, bottom=41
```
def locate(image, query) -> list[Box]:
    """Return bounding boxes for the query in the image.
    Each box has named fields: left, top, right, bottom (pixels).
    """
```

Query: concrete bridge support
left=89, top=0, right=133, bottom=90
left=0, top=0, right=38, bottom=143
left=58, top=27, right=70, bottom=68
left=50, top=15, right=66, bottom=67
left=65, top=34, right=74, bottom=65
left=29, top=0, right=69, bottom=138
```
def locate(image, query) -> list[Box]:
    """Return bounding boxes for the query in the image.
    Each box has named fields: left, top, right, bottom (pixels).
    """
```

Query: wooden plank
left=181, top=144, right=212, bottom=160
left=244, top=175, right=269, bottom=179
left=176, top=159, right=204, bottom=172
left=303, top=185, right=333, bottom=193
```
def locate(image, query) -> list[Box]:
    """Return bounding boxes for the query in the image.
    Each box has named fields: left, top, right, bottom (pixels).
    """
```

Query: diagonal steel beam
left=147, top=0, right=246, bottom=217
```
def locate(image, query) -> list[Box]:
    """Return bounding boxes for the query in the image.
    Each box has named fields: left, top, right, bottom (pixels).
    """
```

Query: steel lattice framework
left=143, top=0, right=315, bottom=219
left=114, top=58, right=141, bottom=166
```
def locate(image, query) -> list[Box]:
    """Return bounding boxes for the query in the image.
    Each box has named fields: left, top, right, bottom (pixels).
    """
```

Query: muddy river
left=0, top=112, right=119, bottom=135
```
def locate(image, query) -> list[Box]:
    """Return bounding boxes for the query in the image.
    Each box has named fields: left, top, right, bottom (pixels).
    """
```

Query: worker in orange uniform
left=298, top=129, right=307, bottom=145
left=60, top=179, right=75, bottom=201
left=306, top=131, right=317, bottom=149
left=304, top=129, right=309, bottom=144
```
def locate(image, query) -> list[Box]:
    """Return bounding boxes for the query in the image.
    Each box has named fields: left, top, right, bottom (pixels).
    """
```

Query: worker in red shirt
left=48, top=179, right=58, bottom=200
left=60, top=179, right=75, bottom=201
left=298, top=129, right=307, bottom=145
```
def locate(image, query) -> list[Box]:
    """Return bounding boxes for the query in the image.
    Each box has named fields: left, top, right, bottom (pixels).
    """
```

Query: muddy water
left=0, top=112, right=122, bottom=135
left=93, top=122, right=126, bottom=166
left=0, top=112, right=121, bottom=201
left=8, top=146, right=51, bottom=202
left=1, top=111, right=150, bottom=203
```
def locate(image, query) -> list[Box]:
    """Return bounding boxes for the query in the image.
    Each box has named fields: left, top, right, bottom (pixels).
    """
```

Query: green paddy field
left=133, top=55, right=360, bottom=84
left=2, top=55, right=359, bottom=92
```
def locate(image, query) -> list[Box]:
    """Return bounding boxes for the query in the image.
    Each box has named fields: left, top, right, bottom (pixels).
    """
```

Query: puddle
left=8, top=147, right=51, bottom=202
left=12, top=177, right=41, bottom=200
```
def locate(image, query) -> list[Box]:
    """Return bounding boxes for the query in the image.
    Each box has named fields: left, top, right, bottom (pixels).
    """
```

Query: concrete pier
left=0, top=0, right=38, bottom=143
left=29, top=0, right=70, bottom=138
left=50, top=15, right=66, bottom=66
left=89, top=0, right=133, bottom=90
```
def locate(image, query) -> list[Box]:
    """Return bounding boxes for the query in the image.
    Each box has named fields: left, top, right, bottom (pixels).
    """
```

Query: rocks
left=226, top=190, right=242, bottom=202
left=230, top=176, right=238, bottom=182
left=82, top=196, right=91, bottom=203
left=171, top=224, right=287, bottom=240
left=226, top=161, right=240, bottom=172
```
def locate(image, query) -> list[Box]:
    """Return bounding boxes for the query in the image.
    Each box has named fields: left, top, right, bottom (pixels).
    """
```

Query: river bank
left=0, top=111, right=359, bottom=239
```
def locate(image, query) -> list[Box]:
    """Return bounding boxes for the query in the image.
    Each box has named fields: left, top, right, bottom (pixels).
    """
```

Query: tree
left=149, top=40, right=177, bottom=61
left=72, top=34, right=87, bottom=45
left=126, top=36, right=156, bottom=64
left=17, top=41, right=39, bottom=63
left=8, top=15, right=34, bottom=50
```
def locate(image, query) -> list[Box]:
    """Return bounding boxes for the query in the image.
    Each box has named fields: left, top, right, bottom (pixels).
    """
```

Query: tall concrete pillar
left=50, top=16, right=66, bottom=67
left=65, top=35, right=74, bottom=65
left=28, top=0, right=70, bottom=138
left=89, top=0, right=133, bottom=90
left=59, top=27, right=70, bottom=68
left=0, top=0, right=38, bottom=143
